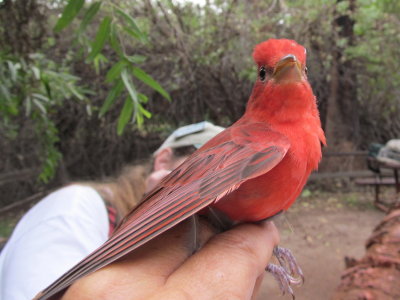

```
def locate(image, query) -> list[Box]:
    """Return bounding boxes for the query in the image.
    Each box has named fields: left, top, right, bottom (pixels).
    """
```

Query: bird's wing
left=36, top=122, right=290, bottom=300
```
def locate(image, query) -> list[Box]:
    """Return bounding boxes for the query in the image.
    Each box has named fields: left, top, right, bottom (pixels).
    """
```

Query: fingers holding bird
left=62, top=217, right=216, bottom=300
left=62, top=220, right=279, bottom=300
left=161, top=221, right=280, bottom=300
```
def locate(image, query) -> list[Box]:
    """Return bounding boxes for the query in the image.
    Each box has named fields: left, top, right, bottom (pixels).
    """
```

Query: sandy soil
left=256, top=191, right=385, bottom=300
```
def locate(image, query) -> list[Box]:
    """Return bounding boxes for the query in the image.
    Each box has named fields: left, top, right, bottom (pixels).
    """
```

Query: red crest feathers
left=253, top=39, right=307, bottom=67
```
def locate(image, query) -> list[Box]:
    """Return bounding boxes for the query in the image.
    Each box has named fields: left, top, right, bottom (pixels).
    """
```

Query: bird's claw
left=265, top=246, right=303, bottom=298
left=266, top=264, right=295, bottom=299
left=273, top=246, right=304, bottom=284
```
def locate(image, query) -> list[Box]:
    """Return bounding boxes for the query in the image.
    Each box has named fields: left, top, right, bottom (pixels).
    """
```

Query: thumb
left=154, top=221, right=280, bottom=300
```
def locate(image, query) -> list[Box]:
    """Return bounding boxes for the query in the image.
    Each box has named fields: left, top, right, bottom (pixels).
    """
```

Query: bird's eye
left=259, top=66, right=267, bottom=81
left=304, top=67, right=308, bottom=75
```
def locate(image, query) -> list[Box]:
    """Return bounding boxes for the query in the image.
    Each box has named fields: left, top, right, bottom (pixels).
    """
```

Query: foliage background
left=1, top=0, right=400, bottom=207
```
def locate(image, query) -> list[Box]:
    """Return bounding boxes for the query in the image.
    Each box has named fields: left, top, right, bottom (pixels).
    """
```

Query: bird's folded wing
left=36, top=122, right=290, bottom=300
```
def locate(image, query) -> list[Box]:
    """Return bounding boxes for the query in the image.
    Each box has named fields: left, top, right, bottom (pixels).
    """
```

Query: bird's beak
left=273, top=54, right=303, bottom=83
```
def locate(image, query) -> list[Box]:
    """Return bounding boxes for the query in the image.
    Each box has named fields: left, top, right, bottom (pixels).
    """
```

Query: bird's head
left=246, top=39, right=317, bottom=123
left=253, top=39, right=307, bottom=84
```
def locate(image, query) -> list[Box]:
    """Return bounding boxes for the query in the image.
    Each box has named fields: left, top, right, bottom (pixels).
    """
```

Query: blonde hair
left=79, top=146, right=197, bottom=219
left=84, top=163, right=151, bottom=218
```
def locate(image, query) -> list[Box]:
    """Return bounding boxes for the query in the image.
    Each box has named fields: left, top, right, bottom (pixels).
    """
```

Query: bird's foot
left=266, top=264, right=296, bottom=299
left=273, top=246, right=304, bottom=284
left=265, top=246, right=303, bottom=299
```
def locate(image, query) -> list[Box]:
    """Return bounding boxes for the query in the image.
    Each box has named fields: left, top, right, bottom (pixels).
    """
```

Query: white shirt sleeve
left=0, top=185, right=109, bottom=300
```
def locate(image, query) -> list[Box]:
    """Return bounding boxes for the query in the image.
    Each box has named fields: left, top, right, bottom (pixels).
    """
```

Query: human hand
left=62, top=219, right=279, bottom=300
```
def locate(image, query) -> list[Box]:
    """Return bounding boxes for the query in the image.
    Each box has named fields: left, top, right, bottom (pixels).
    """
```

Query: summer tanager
left=35, top=38, right=326, bottom=300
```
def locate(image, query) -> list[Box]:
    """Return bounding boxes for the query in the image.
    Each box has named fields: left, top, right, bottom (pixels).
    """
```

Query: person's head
left=152, top=121, right=225, bottom=173
left=93, top=121, right=225, bottom=218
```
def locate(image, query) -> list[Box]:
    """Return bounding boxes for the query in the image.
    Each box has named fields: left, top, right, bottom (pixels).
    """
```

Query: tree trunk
left=332, top=204, right=400, bottom=300
left=321, top=0, right=359, bottom=172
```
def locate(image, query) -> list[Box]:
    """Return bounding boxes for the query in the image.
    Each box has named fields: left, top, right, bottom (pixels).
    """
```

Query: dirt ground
left=256, top=191, right=385, bottom=300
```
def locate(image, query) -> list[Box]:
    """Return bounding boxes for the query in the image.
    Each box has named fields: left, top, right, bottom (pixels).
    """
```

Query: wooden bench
left=355, top=175, right=399, bottom=211
left=310, top=151, right=400, bottom=211
left=355, top=158, right=400, bottom=211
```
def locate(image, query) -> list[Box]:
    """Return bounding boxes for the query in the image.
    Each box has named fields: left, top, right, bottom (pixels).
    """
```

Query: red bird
left=35, top=38, right=325, bottom=299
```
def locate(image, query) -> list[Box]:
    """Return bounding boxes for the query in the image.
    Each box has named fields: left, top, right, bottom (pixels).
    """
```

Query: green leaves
left=52, top=1, right=172, bottom=136
left=121, top=68, right=138, bottom=104
left=88, top=16, right=111, bottom=61
left=106, top=60, right=127, bottom=83
left=99, top=79, right=124, bottom=117
left=118, top=69, right=138, bottom=135
left=0, top=53, right=87, bottom=182
left=115, top=7, right=147, bottom=43
left=117, top=96, right=134, bottom=136
left=132, top=67, right=171, bottom=101
left=79, top=1, right=102, bottom=33
left=114, top=68, right=155, bottom=135
left=125, top=55, right=147, bottom=64
left=54, top=0, right=85, bottom=32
